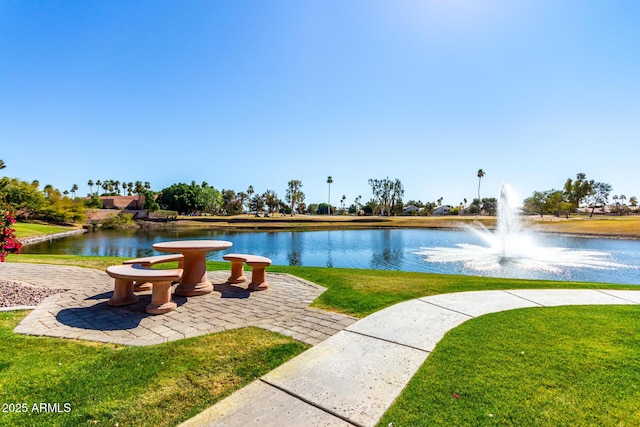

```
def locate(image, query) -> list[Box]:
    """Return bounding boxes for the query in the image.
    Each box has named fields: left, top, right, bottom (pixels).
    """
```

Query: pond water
left=21, top=228, right=640, bottom=285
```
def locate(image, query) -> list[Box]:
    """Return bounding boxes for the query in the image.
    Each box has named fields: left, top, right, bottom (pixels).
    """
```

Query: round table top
left=152, top=240, right=233, bottom=253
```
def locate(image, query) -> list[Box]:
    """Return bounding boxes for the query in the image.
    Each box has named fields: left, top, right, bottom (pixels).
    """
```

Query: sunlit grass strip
left=0, top=311, right=308, bottom=427
left=269, top=265, right=640, bottom=317
left=10, top=254, right=640, bottom=318
left=536, top=216, right=640, bottom=237
left=7, top=254, right=130, bottom=271
left=130, top=214, right=640, bottom=237
left=13, top=223, right=78, bottom=239
left=378, top=305, right=640, bottom=427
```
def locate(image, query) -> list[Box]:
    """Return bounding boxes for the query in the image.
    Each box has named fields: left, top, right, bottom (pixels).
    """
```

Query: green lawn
left=3, top=254, right=640, bottom=426
left=13, top=222, right=78, bottom=239
left=378, top=305, right=640, bottom=426
left=0, top=312, right=307, bottom=427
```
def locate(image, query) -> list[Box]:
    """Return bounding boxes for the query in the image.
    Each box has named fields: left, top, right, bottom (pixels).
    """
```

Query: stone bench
left=222, top=254, right=272, bottom=291
left=106, top=264, right=182, bottom=314
left=123, top=254, right=184, bottom=291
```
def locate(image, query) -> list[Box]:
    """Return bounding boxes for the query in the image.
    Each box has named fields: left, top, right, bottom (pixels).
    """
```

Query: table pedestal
left=174, top=252, right=213, bottom=296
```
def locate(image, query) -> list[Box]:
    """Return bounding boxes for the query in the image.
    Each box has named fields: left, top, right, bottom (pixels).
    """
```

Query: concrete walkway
left=3, top=263, right=640, bottom=426
left=179, top=288, right=640, bottom=427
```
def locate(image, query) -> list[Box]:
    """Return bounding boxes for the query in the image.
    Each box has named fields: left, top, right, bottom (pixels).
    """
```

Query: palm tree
left=87, top=180, right=94, bottom=195
left=134, top=181, right=145, bottom=209
left=71, top=184, right=78, bottom=198
left=43, top=184, right=54, bottom=199
left=0, top=159, right=5, bottom=169
left=246, top=186, right=255, bottom=214
left=327, top=176, right=333, bottom=215
left=96, top=180, right=102, bottom=195
left=477, top=169, right=485, bottom=214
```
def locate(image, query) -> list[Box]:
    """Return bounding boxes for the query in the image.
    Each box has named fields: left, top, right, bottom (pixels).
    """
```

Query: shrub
left=101, top=212, right=136, bottom=229
left=1, top=204, right=21, bottom=262
left=85, top=194, right=103, bottom=209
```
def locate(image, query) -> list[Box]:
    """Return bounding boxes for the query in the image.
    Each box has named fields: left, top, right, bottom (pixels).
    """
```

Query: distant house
left=403, top=205, right=421, bottom=215
left=100, top=196, right=145, bottom=210
left=434, top=205, right=453, bottom=216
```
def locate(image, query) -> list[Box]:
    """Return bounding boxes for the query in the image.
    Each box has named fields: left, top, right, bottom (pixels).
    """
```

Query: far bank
left=139, top=214, right=640, bottom=239
left=14, top=214, right=640, bottom=242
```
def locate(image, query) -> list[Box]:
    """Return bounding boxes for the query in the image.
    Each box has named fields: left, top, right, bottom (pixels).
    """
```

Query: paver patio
left=0, top=263, right=357, bottom=346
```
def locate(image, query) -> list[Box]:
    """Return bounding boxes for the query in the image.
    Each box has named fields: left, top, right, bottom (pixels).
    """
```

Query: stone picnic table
left=152, top=239, right=232, bottom=296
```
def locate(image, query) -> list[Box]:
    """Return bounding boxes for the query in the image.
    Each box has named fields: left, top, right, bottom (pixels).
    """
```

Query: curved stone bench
left=222, top=254, right=271, bottom=290
left=123, top=254, right=185, bottom=291
left=106, top=264, right=182, bottom=314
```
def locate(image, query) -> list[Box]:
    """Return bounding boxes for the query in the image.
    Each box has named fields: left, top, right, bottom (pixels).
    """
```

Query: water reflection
left=326, top=231, right=334, bottom=268
left=288, top=232, right=302, bottom=266
left=370, top=229, right=404, bottom=269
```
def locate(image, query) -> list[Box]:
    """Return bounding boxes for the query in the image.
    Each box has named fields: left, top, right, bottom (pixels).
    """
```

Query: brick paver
left=0, top=263, right=357, bottom=346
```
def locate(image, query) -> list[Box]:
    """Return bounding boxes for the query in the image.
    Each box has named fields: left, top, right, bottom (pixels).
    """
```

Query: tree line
left=4, top=159, right=634, bottom=224
left=1, top=157, right=496, bottom=221
left=0, top=160, right=495, bottom=223
left=522, top=173, right=637, bottom=217
left=0, top=174, right=406, bottom=221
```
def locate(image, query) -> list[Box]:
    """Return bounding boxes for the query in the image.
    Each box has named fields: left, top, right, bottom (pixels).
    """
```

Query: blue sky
left=1, top=0, right=638, bottom=207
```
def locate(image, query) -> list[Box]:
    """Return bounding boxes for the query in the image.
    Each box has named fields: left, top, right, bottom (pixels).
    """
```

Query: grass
left=0, top=311, right=308, bottom=427
left=11, top=254, right=640, bottom=318
left=378, top=305, right=640, bottom=426
left=533, top=216, right=640, bottom=237
left=172, top=214, right=494, bottom=230
left=158, top=214, right=640, bottom=238
left=270, top=265, right=640, bottom=317
left=8, top=254, right=130, bottom=271
left=5, top=254, right=640, bottom=425
left=13, top=222, right=79, bottom=239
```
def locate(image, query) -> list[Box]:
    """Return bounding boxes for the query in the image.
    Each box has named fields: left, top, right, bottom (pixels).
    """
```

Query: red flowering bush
left=1, top=204, right=21, bottom=262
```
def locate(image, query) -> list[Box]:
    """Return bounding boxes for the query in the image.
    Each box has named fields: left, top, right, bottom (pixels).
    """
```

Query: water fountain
left=415, top=184, right=628, bottom=279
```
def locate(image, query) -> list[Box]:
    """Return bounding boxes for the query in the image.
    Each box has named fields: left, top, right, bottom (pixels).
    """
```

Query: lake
left=21, top=228, right=640, bottom=285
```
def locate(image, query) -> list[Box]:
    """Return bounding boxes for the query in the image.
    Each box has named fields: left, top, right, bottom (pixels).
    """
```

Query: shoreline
left=15, top=215, right=640, bottom=243
left=18, top=228, right=87, bottom=246
left=137, top=214, right=640, bottom=240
